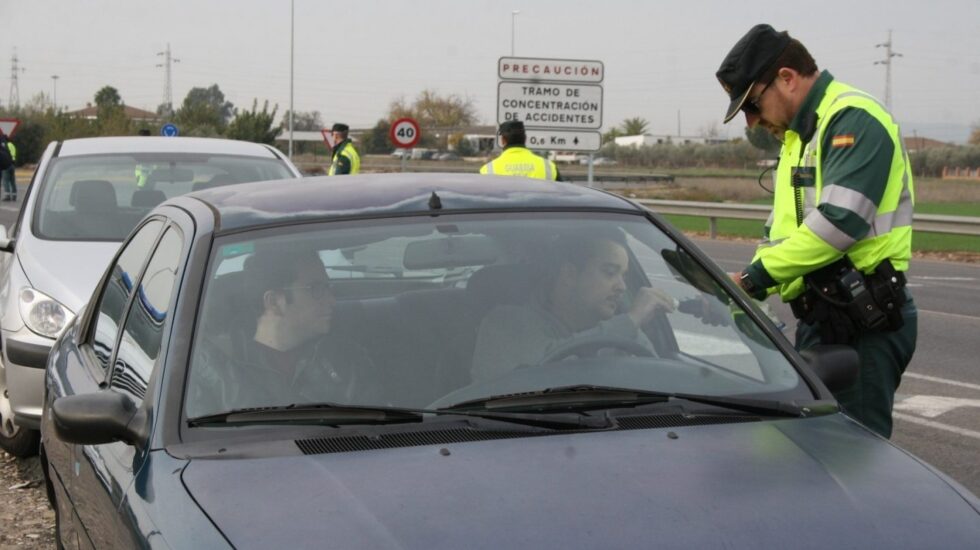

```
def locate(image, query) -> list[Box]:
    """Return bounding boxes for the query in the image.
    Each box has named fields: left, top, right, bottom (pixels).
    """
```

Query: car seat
left=424, top=263, right=539, bottom=393
left=67, top=180, right=123, bottom=239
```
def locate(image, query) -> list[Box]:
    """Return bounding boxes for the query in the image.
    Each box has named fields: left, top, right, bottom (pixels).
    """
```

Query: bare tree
left=387, top=90, right=478, bottom=128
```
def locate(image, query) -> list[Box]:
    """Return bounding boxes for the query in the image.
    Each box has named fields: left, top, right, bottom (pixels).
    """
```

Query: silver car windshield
left=34, top=153, right=294, bottom=241
left=184, top=213, right=805, bottom=419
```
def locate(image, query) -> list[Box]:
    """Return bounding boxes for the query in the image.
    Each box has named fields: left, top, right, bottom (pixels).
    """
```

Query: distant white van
left=552, top=153, right=587, bottom=164
left=410, top=148, right=436, bottom=160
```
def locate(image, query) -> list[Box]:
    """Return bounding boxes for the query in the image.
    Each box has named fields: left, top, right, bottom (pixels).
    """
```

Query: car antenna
left=428, top=191, right=442, bottom=210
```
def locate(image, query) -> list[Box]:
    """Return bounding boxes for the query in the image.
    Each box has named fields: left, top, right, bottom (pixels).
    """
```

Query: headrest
left=69, top=180, right=117, bottom=213
left=201, top=270, right=256, bottom=333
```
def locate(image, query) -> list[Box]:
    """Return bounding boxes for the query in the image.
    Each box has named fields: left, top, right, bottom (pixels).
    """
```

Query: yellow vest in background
left=480, top=147, right=558, bottom=180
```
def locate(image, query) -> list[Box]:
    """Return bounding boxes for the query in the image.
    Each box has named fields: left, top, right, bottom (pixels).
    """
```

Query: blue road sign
left=161, top=123, right=179, bottom=137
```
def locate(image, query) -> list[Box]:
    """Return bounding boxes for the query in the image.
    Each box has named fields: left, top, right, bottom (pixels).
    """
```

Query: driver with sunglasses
left=716, top=24, right=917, bottom=439
left=189, top=246, right=381, bottom=414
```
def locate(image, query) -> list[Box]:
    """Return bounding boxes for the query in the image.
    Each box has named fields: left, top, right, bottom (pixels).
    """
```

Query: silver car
left=0, top=136, right=300, bottom=456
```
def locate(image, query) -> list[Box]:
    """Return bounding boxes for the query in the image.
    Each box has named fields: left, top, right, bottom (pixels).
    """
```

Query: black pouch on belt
left=790, top=285, right=852, bottom=347
left=795, top=256, right=872, bottom=344
left=866, top=259, right=907, bottom=331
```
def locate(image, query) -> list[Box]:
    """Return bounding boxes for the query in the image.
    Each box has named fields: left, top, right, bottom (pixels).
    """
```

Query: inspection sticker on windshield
left=221, top=242, right=255, bottom=257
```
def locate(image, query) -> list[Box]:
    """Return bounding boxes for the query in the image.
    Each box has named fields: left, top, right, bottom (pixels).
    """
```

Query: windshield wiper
left=187, top=402, right=610, bottom=430
left=441, top=385, right=808, bottom=418
left=187, top=403, right=424, bottom=427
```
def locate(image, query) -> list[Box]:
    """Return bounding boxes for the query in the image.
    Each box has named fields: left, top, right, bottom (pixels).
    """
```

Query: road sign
left=495, top=56, right=604, bottom=156
left=161, top=123, right=179, bottom=137
left=0, top=118, right=21, bottom=137
left=498, top=57, right=604, bottom=83
left=389, top=118, right=421, bottom=148
left=525, top=130, right=601, bottom=152
left=497, top=82, right=603, bottom=130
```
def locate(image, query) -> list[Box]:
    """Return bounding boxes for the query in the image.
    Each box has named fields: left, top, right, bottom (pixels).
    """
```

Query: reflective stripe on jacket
left=480, top=146, right=558, bottom=180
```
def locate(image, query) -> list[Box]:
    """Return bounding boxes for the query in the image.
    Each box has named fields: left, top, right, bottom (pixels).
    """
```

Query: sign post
left=389, top=117, right=421, bottom=173
left=496, top=57, right=604, bottom=185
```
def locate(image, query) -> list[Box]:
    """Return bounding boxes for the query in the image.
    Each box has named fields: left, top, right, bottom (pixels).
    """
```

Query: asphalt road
left=0, top=197, right=976, bottom=497
left=693, top=237, right=980, bottom=495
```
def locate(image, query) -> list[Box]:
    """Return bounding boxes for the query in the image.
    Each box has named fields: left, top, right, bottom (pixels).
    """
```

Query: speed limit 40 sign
left=389, top=117, right=421, bottom=148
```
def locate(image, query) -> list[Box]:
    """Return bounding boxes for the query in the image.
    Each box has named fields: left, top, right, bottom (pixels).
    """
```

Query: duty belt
left=789, top=258, right=908, bottom=344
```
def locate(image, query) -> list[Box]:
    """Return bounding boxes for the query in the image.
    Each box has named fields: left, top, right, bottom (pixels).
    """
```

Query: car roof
left=187, top=173, right=642, bottom=233
left=57, top=136, right=280, bottom=158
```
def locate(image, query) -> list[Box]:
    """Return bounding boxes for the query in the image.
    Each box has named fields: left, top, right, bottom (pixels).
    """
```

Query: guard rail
left=633, top=199, right=980, bottom=238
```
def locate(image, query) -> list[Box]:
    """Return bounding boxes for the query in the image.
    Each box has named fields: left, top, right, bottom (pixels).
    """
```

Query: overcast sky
left=2, top=0, right=977, bottom=142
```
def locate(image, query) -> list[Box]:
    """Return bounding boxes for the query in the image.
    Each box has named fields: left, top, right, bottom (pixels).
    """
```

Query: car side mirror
left=0, top=225, right=14, bottom=253
left=51, top=392, right=148, bottom=447
left=799, top=345, right=859, bottom=393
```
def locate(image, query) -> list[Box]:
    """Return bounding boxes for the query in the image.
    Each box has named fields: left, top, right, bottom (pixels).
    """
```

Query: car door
left=66, top=218, right=186, bottom=548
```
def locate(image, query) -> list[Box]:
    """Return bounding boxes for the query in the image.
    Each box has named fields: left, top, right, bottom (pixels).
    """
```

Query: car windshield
left=184, top=213, right=807, bottom=420
left=33, top=153, right=294, bottom=241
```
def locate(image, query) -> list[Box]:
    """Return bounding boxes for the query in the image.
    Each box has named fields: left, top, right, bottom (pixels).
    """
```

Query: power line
left=156, top=44, right=180, bottom=115
left=874, top=30, right=903, bottom=111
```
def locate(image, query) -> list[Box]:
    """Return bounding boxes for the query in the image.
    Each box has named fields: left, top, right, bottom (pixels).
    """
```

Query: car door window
left=110, top=227, right=183, bottom=403
left=89, top=220, right=164, bottom=373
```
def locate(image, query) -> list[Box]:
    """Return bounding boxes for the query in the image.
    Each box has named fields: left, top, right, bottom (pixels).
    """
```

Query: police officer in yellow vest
left=1, top=131, right=17, bottom=202
left=328, top=123, right=360, bottom=176
left=717, top=25, right=917, bottom=438
left=480, top=121, right=560, bottom=181
left=134, top=128, right=153, bottom=187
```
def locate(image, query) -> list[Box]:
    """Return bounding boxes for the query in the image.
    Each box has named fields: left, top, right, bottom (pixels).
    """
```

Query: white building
left=614, top=134, right=729, bottom=146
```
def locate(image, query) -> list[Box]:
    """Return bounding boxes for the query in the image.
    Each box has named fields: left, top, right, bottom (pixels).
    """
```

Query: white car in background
left=579, top=156, right=618, bottom=166
left=0, top=136, right=300, bottom=456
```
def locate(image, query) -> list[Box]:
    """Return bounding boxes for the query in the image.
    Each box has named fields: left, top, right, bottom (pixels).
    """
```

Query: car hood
left=18, top=238, right=121, bottom=314
left=181, top=415, right=980, bottom=549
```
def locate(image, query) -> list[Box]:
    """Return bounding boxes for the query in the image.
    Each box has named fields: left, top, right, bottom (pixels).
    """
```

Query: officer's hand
left=678, top=295, right=731, bottom=327
left=628, top=287, right=676, bottom=327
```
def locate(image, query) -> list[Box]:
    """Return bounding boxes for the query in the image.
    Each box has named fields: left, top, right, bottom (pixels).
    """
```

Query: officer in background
left=480, top=121, right=560, bottom=181
left=1, top=130, right=17, bottom=201
left=135, top=128, right=152, bottom=187
left=717, top=24, right=917, bottom=438
left=328, top=123, right=360, bottom=176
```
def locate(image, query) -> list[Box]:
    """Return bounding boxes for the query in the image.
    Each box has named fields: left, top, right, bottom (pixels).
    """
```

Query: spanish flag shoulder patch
left=831, top=134, right=855, bottom=148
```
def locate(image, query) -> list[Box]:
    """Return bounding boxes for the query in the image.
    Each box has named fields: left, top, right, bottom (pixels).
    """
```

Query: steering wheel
left=540, top=335, right=655, bottom=364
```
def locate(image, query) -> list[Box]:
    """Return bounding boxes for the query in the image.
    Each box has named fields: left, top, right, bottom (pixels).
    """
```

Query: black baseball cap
left=331, top=123, right=349, bottom=132
left=716, top=24, right=791, bottom=123
left=498, top=120, right=524, bottom=133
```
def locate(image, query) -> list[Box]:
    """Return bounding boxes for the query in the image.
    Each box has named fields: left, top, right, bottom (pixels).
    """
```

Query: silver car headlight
left=19, top=288, right=75, bottom=339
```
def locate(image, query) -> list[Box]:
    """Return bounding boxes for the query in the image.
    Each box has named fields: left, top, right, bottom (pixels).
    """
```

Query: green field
left=915, top=203, right=980, bottom=217
left=663, top=202, right=980, bottom=254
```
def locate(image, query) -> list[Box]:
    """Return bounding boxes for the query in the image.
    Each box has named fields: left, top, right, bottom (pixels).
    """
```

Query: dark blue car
left=41, top=174, right=979, bottom=548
